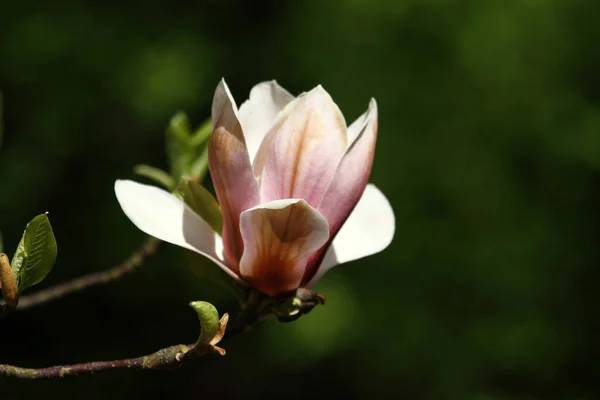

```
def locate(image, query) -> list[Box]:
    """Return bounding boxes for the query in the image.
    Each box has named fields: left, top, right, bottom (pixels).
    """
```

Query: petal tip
left=250, top=80, right=282, bottom=97
left=114, top=179, right=135, bottom=197
left=212, top=78, right=240, bottom=131
left=366, top=98, right=378, bottom=123
left=214, top=78, right=232, bottom=98
left=311, top=84, right=327, bottom=96
left=304, top=85, right=344, bottom=122
left=369, top=97, right=377, bottom=110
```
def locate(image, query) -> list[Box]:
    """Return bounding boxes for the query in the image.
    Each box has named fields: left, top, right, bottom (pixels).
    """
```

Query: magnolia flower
left=115, top=80, right=394, bottom=297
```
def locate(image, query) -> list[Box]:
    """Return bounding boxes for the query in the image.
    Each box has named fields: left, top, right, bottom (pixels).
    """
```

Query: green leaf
left=166, top=111, right=193, bottom=183
left=11, top=213, right=58, bottom=294
left=133, top=164, right=175, bottom=190
left=187, top=145, right=209, bottom=184
left=165, top=112, right=212, bottom=185
left=167, top=111, right=192, bottom=142
left=189, top=118, right=212, bottom=147
left=189, top=301, right=220, bottom=345
left=174, top=179, right=222, bottom=234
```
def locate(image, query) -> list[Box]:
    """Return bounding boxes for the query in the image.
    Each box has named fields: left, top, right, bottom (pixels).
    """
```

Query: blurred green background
left=1, top=1, right=599, bottom=399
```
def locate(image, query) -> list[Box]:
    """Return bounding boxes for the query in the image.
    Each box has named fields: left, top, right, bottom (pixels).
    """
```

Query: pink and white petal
left=212, top=78, right=242, bottom=132
left=253, top=85, right=348, bottom=208
left=209, top=80, right=260, bottom=268
left=114, top=180, right=239, bottom=280
left=318, top=98, right=378, bottom=238
left=238, top=81, right=295, bottom=164
left=346, top=104, right=371, bottom=148
left=238, top=199, right=329, bottom=296
left=307, top=184, right=395, bottom=286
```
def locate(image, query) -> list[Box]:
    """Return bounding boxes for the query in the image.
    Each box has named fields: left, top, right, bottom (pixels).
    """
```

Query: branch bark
left=0, top=344, right=193, bottom=379
left=0, top=311, right=250, bottom=379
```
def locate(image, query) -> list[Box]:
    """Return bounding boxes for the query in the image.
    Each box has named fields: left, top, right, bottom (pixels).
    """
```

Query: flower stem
left=224, top=289, right=269, bottom=338
left=15, top=237, right=162, bottom=311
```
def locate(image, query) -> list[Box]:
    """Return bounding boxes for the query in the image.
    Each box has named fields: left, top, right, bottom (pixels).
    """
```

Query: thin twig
left=0, top=312, right=251, bottom=379
left=16, top=237, right=162, bottom=311
left=0, top=344, right=192, bottom=379
left=0, top=289, right=323, bottom=379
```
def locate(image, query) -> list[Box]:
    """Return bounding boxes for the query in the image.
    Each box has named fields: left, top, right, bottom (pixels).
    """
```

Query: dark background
left=1, top=1, right=600, bottom=399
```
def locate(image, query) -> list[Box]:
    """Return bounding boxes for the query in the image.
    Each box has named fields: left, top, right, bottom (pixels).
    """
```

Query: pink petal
left=253, top=85, right=348, bottom=208
left=302, top=99, right=378, bottom=283
left=209, top=79, right=260, bottom=269
left=346, top=98, right=372, bottom=147
left=318, top=98, right=378, bottom=237
left=238, top=199, right=329, bottom=296
left=238, top=81, right=295, bottom=164
left=307, top=184, right=395, bottom=286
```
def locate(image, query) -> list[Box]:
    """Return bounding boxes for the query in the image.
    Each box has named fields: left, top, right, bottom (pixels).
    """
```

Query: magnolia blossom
left=115, top=80, right=395, bottom=296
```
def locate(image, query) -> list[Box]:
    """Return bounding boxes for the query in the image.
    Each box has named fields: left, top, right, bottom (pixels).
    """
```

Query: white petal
left=114, top=180, right=239, bottom=280
left=307, top=184, right=395, bottom=286
left=238, top=81, right=295, bottom=164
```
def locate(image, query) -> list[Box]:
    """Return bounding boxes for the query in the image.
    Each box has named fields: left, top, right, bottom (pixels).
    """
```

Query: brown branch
left=0, top=288, right=325, bottom=379
left=16, top=237, right=162, bottom=311
left=0, top=312, right=246, bottom=380
left=0, top=344, right=193, bottom=379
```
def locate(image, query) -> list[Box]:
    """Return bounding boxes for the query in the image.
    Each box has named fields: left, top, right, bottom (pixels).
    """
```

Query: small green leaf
left=189, top=301, right=220, bottom=345
left=165, top=112, right=212, bottom=185
left=166, top=111, right=193, bottom=183
left=174, top=179, right=222, bottom=234
left=133, top=164, right=175, bottom=190
left=189, top=119, right=212, bottom=147
left=167, top=111, right=192, bottom=142
left=187, top=145, right=209, bottom=186
left=11, top=213, right=57, bottom=293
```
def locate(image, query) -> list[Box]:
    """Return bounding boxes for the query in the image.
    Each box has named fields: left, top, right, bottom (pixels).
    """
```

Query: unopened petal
left=209, top=80, right=260, bottom=268
left=212, top=78, right=242, bottom=133
left=307, top=184, right=395, bottom=286
left=346, top=101, right=372, bottom=147
left=238, top=80, right=295, bottom=164
left=114, top=180, right=239, bottom=279
left=253, top=85, right=348, bottom=208
left=318, top=99, right=378, bottom=238
left=302, top=100, right=378, bottom=283
left=238, top=199, right=329, bottom=296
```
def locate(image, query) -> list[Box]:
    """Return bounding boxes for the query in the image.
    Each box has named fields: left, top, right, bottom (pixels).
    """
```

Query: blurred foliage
left=1, top=0, right=600, bottom=399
